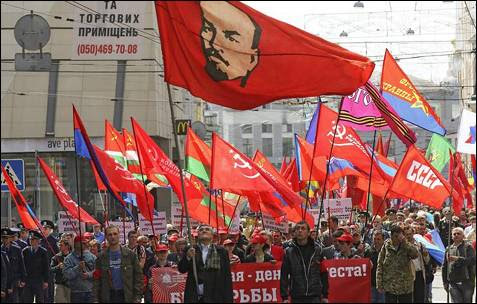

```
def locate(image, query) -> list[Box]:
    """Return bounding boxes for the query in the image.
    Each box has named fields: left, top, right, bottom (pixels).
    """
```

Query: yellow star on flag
left=410, top=91, right=429, bottom=115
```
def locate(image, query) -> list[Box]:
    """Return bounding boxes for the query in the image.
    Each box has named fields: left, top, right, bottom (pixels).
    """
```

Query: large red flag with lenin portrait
left=390, top=145, right=456, bottom=209
left=155, top=1, right=374, bottom=110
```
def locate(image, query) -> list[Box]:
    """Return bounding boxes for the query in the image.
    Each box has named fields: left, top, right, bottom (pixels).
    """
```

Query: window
left=282, top=137, right=293, bottom=158
left=242, top=124, right=252, bottom=134
left=243, top=138, right=253, bottom=157
left=262, top=124, right=272, bottom=133
left=263, top=138, right=273, bottom=157
left=282, top=124, right=293, bottom=133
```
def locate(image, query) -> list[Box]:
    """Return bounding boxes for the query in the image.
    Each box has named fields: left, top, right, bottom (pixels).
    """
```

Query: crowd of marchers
left=1, top=204, right=475, bottom=303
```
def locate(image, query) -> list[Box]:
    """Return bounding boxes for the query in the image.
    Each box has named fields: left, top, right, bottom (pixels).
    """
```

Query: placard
left=57, top=211, right=86, bottom=234
left=138, top=212, right=167, bottom=235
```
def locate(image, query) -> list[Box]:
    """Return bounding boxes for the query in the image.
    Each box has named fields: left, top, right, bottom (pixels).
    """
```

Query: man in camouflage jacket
left=376, top=224, right=419, bottom=303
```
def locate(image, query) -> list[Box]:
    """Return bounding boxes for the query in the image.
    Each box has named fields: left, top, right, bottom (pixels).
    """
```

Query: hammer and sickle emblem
left=114, top=165, right=136, bottom=180
left=328, top=121, right=347, bottom=140
left=229, top=150, right=260, bottom=179
left=54, top=180, right=75, bottom=204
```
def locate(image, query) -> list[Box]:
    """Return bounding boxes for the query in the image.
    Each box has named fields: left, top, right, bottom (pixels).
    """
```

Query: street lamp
left=354, top=1, right=364, bottom=8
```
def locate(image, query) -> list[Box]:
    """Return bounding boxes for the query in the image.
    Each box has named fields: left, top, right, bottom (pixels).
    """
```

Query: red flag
left=122, top=128, right=141, bottom=175
left=185, top=173, right=237, bottom=229
left=282, top=158, right=300, bottom=192
left=105, top=120, right=126, bottom=156
left=211, top=133, right=303, bottom=209
left=372, top=196, right=386, bottom=217
left=155, top=1, right=374, bottom=110
left=314, top=104, right=389, bottom=185
left=390, top=145, right=454, bottom=209
left=279, top=157, right=288, bottom=176
left=90, top=160, right=107, bottom=191
left=296, top=135, right=363, bottom=189
left=185, top=127, right=212, bottom=182
left=454, top=153, right=473, bottom=208
left=347, top=177, right=368, bottom=209
left=253, top=150, right=314, bottom=226
left=448, top=151, right=465, bottom=213
left=384, top=133, right=392, bottom=157
left=93, top=145, right=155, bottom=222
left=131, top=118, right=204, bottom=205
left=1, top=165, right=43, bottom=231
left=211, top=133, right=275, bottom=194
left=376, top=133, right=385, bottom=156
left=38, top=157, right=98, bottom=225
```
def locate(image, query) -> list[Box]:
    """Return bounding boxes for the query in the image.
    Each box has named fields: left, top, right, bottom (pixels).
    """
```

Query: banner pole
left=226, top=196, right=241, bottom=233
left=447, top=149, right=455, bottom=304
left=208, top=188, right=212, bottom=225
left=131, top=120, right=156, bottom=236
left=303, top=98, right=323, bottom=219
left=35, top=150, right=41, bottom=220
left=74, top=154, right=83, bottom=259
left=220, top=189, right=226, bottom=227
left=315, top=98, right=344, bottom=237
left=166, top=83, right=199, bottom=290
left=215, top=190, right=219, bottom=230
left=364, top=130, right=377, bottom=238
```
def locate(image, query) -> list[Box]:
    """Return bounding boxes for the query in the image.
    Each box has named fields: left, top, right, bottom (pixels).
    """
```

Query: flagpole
left=315, top=98, right=344, bottom=237
left=74, top=154, right=83, bottom=258
left=35, top=150, right=41, bottom=221
left=121, top=207, right=127, bottom=245
left=207, top=188, right=212, bottom=225
left=226, top=195, right=241, bottom=233
left=98, top=190, right=108, bottom=226
left=220, top=189, right=226, bottom=227
left=303, top=98, right=322, bottom=219
left=131, top=121, right=156, bottom=237
left=364, top=188, right=391, bottom=239
left=364, top=130, right=378, bottom=237
left=447, top=149, right=455, bottom=304
left=179, top=207, right=185, bottom=236
left=166, top=83, right=198, bottom=290
left=215, top=190, right=219, bottom=230
left=258, top=202, right=265, bottom=230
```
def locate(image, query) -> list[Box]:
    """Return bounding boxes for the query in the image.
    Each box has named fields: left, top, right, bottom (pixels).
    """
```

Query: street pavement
left=432, top=268, right=476, bottom=303
left=432, top=268, right=449, bottom=303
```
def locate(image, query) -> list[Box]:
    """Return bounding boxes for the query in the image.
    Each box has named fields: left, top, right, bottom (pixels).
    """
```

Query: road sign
left=1, top=159, right=25, bottom=192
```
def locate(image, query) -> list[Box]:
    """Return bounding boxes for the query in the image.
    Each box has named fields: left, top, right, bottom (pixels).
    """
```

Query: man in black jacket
left=179, top=224, right=233, bottom=303
left=21, top=231, right=49, bottom=303
left=280, top=221, right=323, bottom=303
left=442, top=227, right=476, bottom=303
left=1, top=228, right=25, bottom=303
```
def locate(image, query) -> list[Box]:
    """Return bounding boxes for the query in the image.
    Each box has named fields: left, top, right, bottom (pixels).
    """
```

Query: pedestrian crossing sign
left=1, top=159, right=25, bottom=192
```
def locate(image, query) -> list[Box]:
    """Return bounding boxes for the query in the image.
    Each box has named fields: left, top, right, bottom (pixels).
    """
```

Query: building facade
left=1, top=1, right=201, bottom=226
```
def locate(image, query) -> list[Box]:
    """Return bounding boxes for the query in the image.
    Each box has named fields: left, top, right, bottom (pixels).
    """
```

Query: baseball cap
left=155, top=244, right=169, bottom=252
left=336, top=233, right=353, bottom=243
left=250, top=234, right=267, bottom=244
